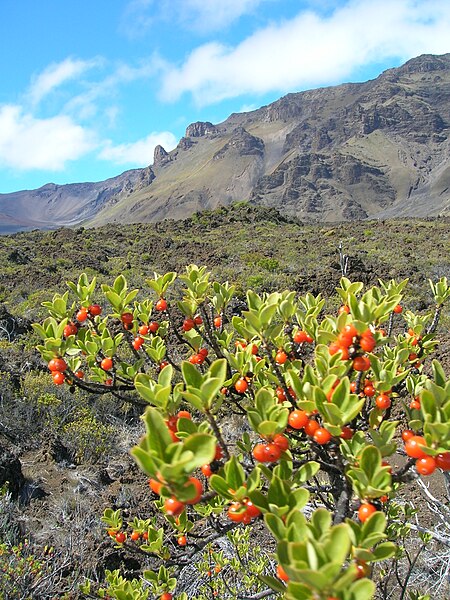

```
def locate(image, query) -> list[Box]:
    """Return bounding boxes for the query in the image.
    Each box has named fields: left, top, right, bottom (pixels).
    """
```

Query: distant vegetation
left=1, top=203, right=449, bottom=318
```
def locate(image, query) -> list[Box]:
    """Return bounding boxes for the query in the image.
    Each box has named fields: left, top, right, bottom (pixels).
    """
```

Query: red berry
left=182, top=318, right=195, bottom=332
left=276, top=564, right=289, bottom=582
left=213, top=316, right=222, bottom=328
left=101, top=357, right=113, bottom=371
left=393, top=304, right=403, bottom=314
left=355, top=561, right=370, bottom=579
left=149, top=478, right=162, bottom=495
left=63, top=323, right=78, bottom=338
left=227, top=503, right=245, bottom=522
left=121, top=312, right=134, bottom=324
left=293, top=330, right=308, bottom=344
left=177, top=535, right=187, bottom=546
left=416, top=456, right=437, bottom=476
left=52, top=371, right=65, bottom=385
left=313, top=427, right=332, bottom=445
left=273, top=433, right=289, bottom=451
left=76, top=308, right=88, bottom=322
left=252, top=443, right=281, bottom=463
left=360, top=330, right=376, bottom=352
left=340, top=426, right=354, bottom=440
left=235, top=377, right=248, bottom=393
left=405, top=436, right=427, bottom=459
left=364, top=385, right=375, bottom=397
left=155, top=298, right=168, bottom=312
left=149, top=321, right=160, bottom=333
left=353, top=356, right=371, bottom=372
left=243, top=499, right=261, bottom=519
left=115, top=532, right=126, bottom=544
left=436, top=453, right=450, bottom=471
left=376, top=394, right=391, bottom=410
left=304, top=419, right=320, bottom=437
left=276, top=387, right=287, bottom=402
left=184, top=477, right=203, bottom=504
left=88, top=304, right=102, bottom=316
left=164, top=497, right=185, bottom=517
left=201, top=464, right=212, bottom=477
left=139, top=324, right=150, bottom=335
left=288, top=410, right=308, bottom=430
left=48, top=357, right=67, bottom=372
left=133, top=336, right=144, bottom=350
left=160, top=594, right=173, bottom=600
left=358, top=503, right=377, bottom=522
left=401, top=429, right=414, bottom=442
left=340, top=323, right=358, bottom=345
left=130, top=531, right=140, bottom=541
left=275, top=350, right=288, bottom=364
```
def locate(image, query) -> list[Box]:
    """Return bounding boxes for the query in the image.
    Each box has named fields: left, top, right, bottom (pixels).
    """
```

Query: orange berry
left=164, top=497, right=185, bottom=517
left=358, top=503, right=377, bottom=522
left=353, top=356, right=371, bottom=372
left=234, top=377, right=248, bottom=393
left=401, top=429, right=414, bottom=442
left=376, top=394, right=391, bottom=410
left=155, top=298, right=167, bottom=312
left=304, top=419, right=320, bottom=437
left=101, top=357, right=113, bottom=371
left=405, top=436, right=427, bottom=459
left=201, top=464, right=213, bottom=477
left=436, top=452, right=450, bottom=471
left=273, top=433, right=289, bottom=451
left=340, top=426, right=354, bottom=440
left=52, top=371, right=65, bottom=385
left=275, top=350, right=288, bottom=364
left=416, top=456, right=437, bottom=476
left=288, top=409, right=309, bottom=430
left=276, top=564, right=289, bottom=582
left=313, top=427, right=332, bottom=445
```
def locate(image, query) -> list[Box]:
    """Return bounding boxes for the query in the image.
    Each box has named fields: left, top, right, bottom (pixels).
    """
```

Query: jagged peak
left=185, top=121, right=218, bottom=138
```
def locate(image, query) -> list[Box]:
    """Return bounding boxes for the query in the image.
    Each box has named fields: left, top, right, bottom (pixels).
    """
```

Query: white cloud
left=177, top=0, right=267, bottom=31
left=159, top=0, right=450, bottom=105
left=64, top=57, right=162, bottom=121
left=28, top=57, right=101, bottom=106
left=121, top=0, right=267, bottom=36
left=98, top=131, right=178, bottom=165
left=0, top=105, right=95, bottom=170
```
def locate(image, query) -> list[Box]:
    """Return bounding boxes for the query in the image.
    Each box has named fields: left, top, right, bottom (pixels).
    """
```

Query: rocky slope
left=2, top=53, right=450, bottom=232
left=0, top=167, right=155, bottom=234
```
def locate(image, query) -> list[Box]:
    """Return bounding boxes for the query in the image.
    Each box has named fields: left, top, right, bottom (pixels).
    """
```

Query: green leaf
left=181, top=433, right=216, bottom=471
left=182, top=360, right=203, bottom=388
left=350, top=578, right=376, bottom=600
left=265, top=514, right=286, bottom=540
left=259, top=575, right=287, bottom=594
left=141, top=408, right=173, bottom=458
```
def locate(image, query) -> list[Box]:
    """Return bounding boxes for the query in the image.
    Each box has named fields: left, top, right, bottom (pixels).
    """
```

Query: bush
left=34, top=266, right=450, bottom=600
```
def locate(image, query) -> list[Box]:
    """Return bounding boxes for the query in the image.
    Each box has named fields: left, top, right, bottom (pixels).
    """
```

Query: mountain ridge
left=1, top=53, right=449, bottom=234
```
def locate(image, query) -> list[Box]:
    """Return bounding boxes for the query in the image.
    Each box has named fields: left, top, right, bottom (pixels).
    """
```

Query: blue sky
left=0, top=0, right=449, bottom=193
